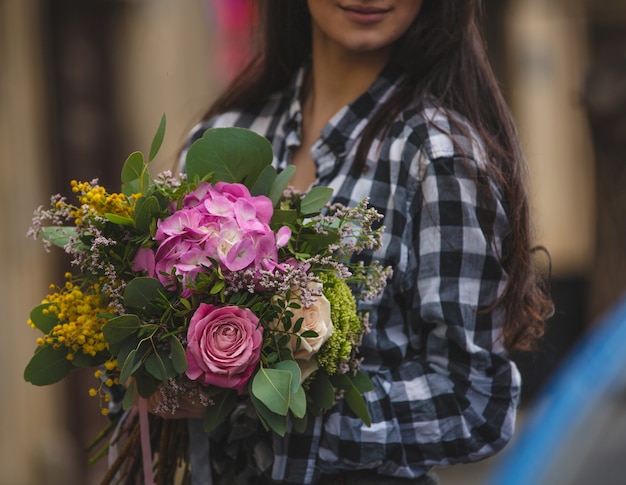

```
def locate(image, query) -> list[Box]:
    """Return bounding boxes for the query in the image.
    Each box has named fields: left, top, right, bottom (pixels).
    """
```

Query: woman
left=170, top=1, right=553, bottom=483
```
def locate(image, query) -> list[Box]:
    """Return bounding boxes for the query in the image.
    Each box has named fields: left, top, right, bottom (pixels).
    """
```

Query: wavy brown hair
left=202, top=0, right=553, bottom=352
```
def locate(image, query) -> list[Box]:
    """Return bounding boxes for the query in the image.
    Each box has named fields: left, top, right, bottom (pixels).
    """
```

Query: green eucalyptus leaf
left=122, top=179, right=141, bottom=198
left=115, top=337, right=139, bottom=370
left=40, top=226, right=78, bottom=249
left=102, top=314, right=141, bottom=345
left=270, top=209, right=298, bottom=226
left=274, top=360, right=301, bottom=394
left=290, top=412, right=308, bottom=433
left=123, top=277, right=165, bottom=313
left=29, top=303, right=59, bottom=334
left=185, top=127, right=273, bottom=188
left=121, top=151, right=145, bottom=184
left=104, top=213, right=135, bottom=226
left=149, top=113, right=166, bottom=162
left=298, top=230, right=340, bottom=253
left=344, top=386, right=371, bottom=427
left=251, top=367, right=292, bottom=416
left=145, top=351, right=168, bottom=382
left=134, top=196, right=161, bottom=233
left=250, top=164, right=277, bottom=198
left=351, top=369, right=374, bottom=393
left=119, top=348, right=141, bottom=383
left=288, top=385, right=307, bottom=419
left=309, top=372, right=335, bottom=410
left=250, top=392, right=288, bottom=437
left=134, top=368, right=160, bottom=398
left=329, top=373, right=352, bottom=390
left=24, top=345, right=73, bottom=386
left=72, top=351, right=107, bottom=368
left=300, top=186, right=333, bottom=215
left=122, top=380, right=136, bottom=410
left=203, top=389, right=238, bottom=433
left=169, top=336, right=188, bottom=373
left=269, top=165, right=295, bottom=206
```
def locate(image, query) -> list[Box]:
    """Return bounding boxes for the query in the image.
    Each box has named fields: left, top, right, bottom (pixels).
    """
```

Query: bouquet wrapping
left=24, top=116, right=392, bottom=483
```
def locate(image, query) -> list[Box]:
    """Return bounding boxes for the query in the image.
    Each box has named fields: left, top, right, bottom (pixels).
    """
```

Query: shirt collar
left=283, top=63, right=407, bottom=159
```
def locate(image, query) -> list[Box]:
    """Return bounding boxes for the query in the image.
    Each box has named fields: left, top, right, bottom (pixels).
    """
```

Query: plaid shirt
left=184, top=64, right=521, bottom=484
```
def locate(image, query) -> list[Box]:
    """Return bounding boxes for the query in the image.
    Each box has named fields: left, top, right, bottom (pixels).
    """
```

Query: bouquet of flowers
left=24, top=116, right=392, bottom=483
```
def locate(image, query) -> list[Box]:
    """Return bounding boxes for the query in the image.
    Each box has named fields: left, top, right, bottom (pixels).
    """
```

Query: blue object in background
left=486, top=295, right=626, bottom=485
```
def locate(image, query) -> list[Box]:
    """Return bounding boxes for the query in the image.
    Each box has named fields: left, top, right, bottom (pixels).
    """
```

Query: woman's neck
left=303, top=30, right=391, bottom=127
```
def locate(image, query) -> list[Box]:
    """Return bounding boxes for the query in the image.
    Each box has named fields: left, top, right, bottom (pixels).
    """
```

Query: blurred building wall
left=0, top=1, right=78, bottom=484
left=504, top=0, right=595, bottom=400
left=111, top=0, right=224, bottom=173
left=507, top=0, right=594, bottom=278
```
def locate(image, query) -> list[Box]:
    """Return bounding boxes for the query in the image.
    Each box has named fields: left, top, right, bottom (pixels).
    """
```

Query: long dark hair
left=202, top=0, right=553, bottom=352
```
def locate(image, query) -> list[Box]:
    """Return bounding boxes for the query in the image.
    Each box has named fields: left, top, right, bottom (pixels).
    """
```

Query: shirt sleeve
left=317, top=148, right=521, bottom=478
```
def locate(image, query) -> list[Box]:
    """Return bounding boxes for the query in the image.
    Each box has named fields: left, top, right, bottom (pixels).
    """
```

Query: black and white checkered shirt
left=184, top=64, right=521, bottom=484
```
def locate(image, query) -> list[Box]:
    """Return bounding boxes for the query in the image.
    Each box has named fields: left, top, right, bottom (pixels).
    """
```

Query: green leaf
left=298, top=230, right=340, bottom=253
left=185, top=127, right=273, bottom=188
left=123, top=277, right=165, bottom=313
left=309, top=372, right=335, bottom=410
left=300, top=187, right=333, bottom=215
left=119, top=348, right=141, bottom=383
left=250, top=392, right=288, bottom=437
left=251, top=367, right=292, bottom=416
left=250, top=164, right=277, bottom=198
left=102, top=314, right=141, bottom=345
left=271, top=209, right=298, bottom=226
left=329, top=373, right=372, bottom=426
left=274, top=360, right=301, bottom=394
left=122, top=380, right=136, bottom=410
left=113, top=337, right=139, bottom=371
left=329, top=373, right=352, bottom=390
left=40, top=226, right=78, bottom=249
left=291, top=412, right=308, bottom=433
left=121, top=151, right=145, bottom=184
left=351, top=369, right=374, bottom=393
left=121, top=151, right=151, bottom=195
left=72, top=351, right=107, bottom=368
left=149, top=113, right=166, bottom=162
left=289, top=385, right=307, bottom=419
left=145, top=351, right=168, bottom=382
left=134, top=369, right=160, bottom=398
left=122, top=179, right=141, bottom=198
left=24, top=345, right=74, bottom=386
left=169, top=336, right=188, bottom=373
left=344, top=386, right=371, bottom=427
left=134, top=195, right=161, bottom=233
left=203, top=389, right=237, bottom=433
left=29, top=304, right=59, bottom=334
left=269, top=165, right=295, bottom=206
left=104, top=213, right=135, bottom=226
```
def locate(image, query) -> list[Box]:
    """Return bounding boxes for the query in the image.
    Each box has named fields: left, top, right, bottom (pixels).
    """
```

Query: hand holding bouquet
left=24, top=116, right=392, bottom=483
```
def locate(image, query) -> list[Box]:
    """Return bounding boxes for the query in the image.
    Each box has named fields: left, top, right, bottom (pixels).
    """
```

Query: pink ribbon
left=138, top=398, right=155, bottom=485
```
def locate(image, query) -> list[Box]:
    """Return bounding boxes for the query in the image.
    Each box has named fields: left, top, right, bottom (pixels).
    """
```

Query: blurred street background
left=1, top=0, right=625, bottom=484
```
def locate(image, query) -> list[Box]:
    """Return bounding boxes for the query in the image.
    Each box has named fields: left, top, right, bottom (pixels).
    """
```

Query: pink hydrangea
left=137, top=181, right=291, bottom=295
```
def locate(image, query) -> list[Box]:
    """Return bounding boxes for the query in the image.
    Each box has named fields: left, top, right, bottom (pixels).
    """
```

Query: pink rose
left=185, top=303, right=263, bottom=392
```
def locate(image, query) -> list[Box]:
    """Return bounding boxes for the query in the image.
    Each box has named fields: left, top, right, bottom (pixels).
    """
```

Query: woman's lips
left=340, top=5, right=392, bottom=24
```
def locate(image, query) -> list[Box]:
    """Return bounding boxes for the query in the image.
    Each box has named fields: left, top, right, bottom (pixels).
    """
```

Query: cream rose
left=273, top=282, right=334, bottom=364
